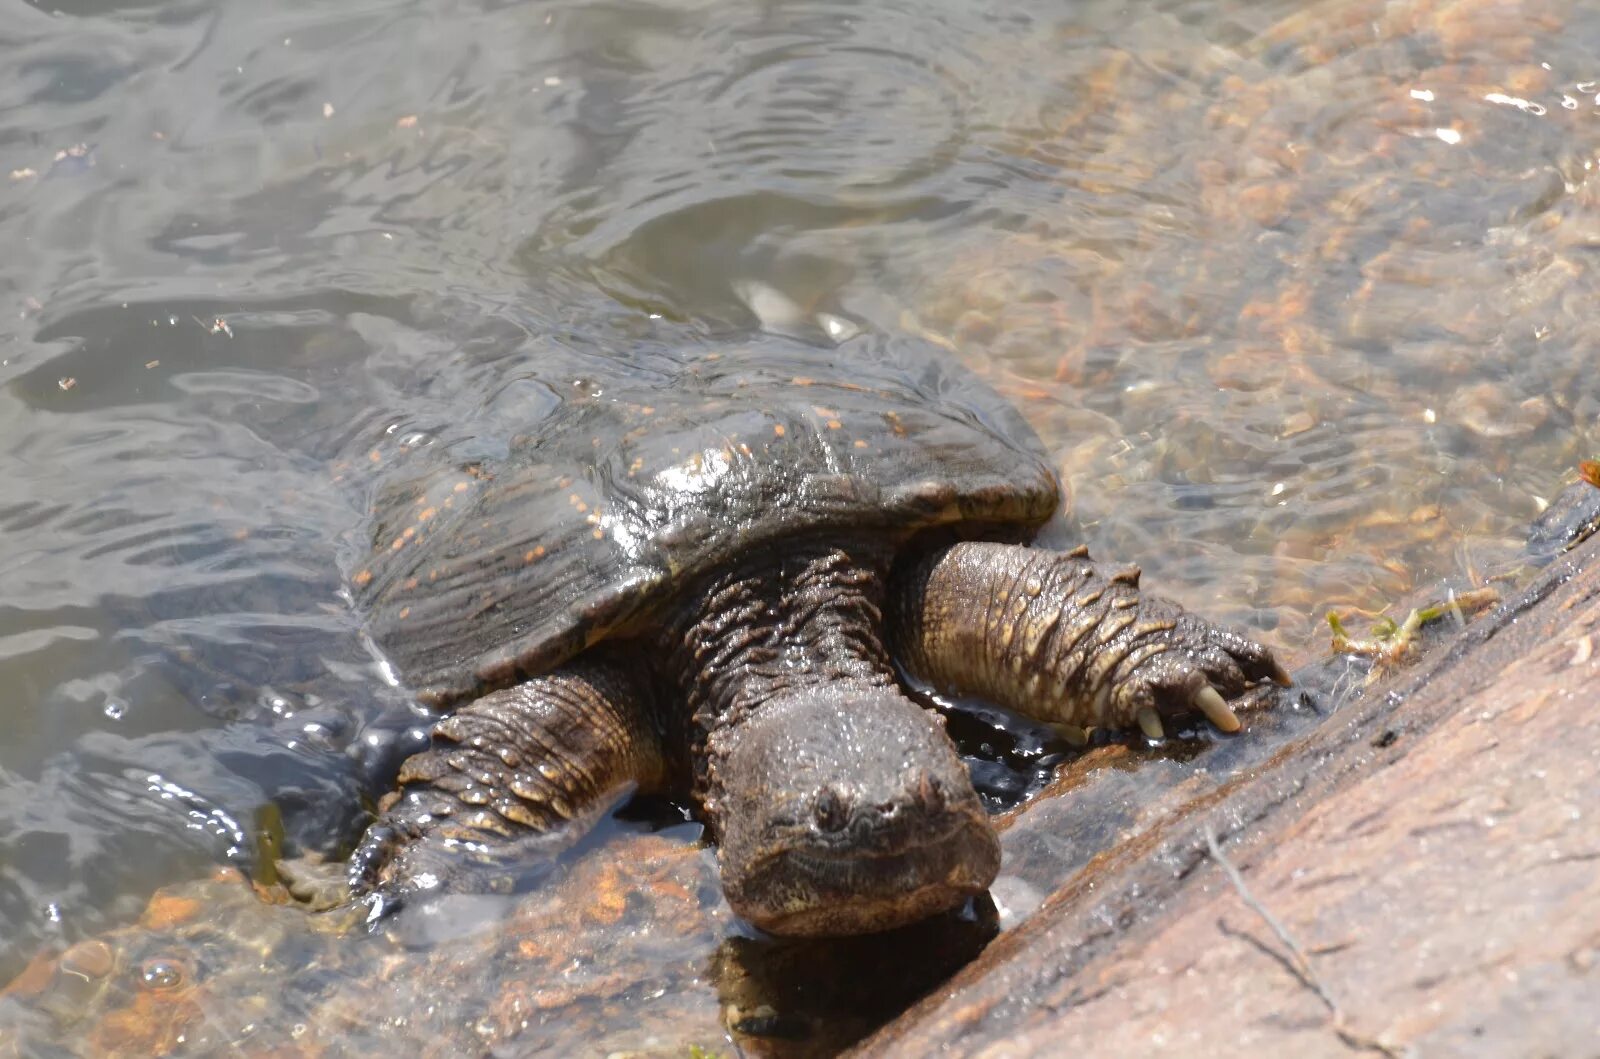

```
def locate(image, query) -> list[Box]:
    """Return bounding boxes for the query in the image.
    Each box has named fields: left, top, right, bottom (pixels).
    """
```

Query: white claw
left=1137, top=707, right=1165, bottom=741
left=1195, top=685, right=1242, bottom=733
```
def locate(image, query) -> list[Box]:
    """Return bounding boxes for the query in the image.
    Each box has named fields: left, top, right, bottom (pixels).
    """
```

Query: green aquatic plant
left=1327, top=586, right=1499, bottom=673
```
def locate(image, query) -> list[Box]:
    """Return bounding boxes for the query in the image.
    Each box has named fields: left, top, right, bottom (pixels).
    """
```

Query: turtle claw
left=1052, top=723, right=1092, bottom=747
left=1267, top=657, right=1294, bottom=687
left=1192, top=684, right=1242, bottom=734
left=1137, top=707, right=1166, bottom=741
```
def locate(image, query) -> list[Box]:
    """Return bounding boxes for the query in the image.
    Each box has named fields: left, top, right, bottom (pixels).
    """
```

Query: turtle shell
left=354, top=333, right=1058, bottom=706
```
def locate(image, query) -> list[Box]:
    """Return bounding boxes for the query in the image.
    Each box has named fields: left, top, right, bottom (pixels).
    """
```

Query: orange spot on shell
left=390, top=539, right=405, bottom=551
left=524, top=545, right=545, bottom=562
left=773, top=425, right=786, bottom=437
left=402, top=526, right=417, bottom=540
left=853, top=439, right=869, bottom=449
left=453, top=482, right=470, bottom=493
left=592, top=528, right=604, bottom=539
left=826, top=420, right=842, bottom=430
left=403, top=577, right=419, bottom=591
left=398, top=607, right=411, bottom=619
left=353, top=569, right=373, bottom=586
left=418, top=507, right=437, bottom=522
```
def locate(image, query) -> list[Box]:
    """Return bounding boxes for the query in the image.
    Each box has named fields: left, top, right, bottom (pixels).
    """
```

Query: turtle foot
left=889, top=541, right=1289, bottom=736
left=275, top=852, right=355, bottom=913
left=349, top=659, right=668, bottom=902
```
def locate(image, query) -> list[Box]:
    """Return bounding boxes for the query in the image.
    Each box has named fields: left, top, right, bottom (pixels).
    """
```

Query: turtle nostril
left=918, top=773, right=945, bottom=814
left=814, top=786, right=849, bottom=833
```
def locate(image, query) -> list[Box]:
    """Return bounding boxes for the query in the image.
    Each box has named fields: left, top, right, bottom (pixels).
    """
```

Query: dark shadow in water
left=714, top=895, right=1000, bottom=1056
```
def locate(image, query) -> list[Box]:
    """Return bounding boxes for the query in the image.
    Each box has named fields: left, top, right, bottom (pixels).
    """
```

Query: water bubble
left=103, top=699, right=126, bottom=720
left=139, top=958, right=186, bottom=990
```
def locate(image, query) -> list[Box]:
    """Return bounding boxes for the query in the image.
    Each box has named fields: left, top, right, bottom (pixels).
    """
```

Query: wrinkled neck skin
left=663, top=536, right=998, bottom=936
left=661, top=539, right=899, bottom=822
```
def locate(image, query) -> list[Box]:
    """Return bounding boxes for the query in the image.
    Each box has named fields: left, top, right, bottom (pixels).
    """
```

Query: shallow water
left=2, top=0, right=1598, bottom=1052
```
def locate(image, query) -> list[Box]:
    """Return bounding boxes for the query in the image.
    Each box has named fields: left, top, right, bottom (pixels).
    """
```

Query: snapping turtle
left=344, top=332, right=1286, bottom=936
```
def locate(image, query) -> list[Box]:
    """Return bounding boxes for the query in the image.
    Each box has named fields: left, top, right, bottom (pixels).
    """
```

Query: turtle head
left=708, top=685, right=999, bottom=937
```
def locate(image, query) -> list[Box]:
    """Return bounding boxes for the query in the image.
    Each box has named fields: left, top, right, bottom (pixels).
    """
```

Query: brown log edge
left=856, top=530, right=1600, bottom=1057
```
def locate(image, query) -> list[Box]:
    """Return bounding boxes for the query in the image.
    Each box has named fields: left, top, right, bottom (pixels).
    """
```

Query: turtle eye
left=813, top=786, right=849, bottom=833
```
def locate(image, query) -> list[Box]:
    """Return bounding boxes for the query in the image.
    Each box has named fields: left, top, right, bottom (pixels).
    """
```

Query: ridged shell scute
left=355, top=333, right=1058, bottom=705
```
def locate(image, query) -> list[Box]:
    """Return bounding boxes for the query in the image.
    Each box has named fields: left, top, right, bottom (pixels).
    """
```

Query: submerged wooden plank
left=860, top=530, right=1600, bottom=1056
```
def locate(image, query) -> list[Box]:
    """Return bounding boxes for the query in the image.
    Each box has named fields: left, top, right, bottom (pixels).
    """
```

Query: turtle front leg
left=350, top=655, right=669, bottom=902
left=887, top=542, right=1289, bottom=739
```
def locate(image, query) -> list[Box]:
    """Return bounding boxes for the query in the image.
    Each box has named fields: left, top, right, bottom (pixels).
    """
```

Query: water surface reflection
left=2, top=0, right=1598, bottom=1052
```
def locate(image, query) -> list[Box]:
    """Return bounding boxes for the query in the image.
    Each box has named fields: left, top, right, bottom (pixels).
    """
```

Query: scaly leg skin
left=349, top=656, right=668, bottom=906
left=888, top=542, right=1289, bottom=740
